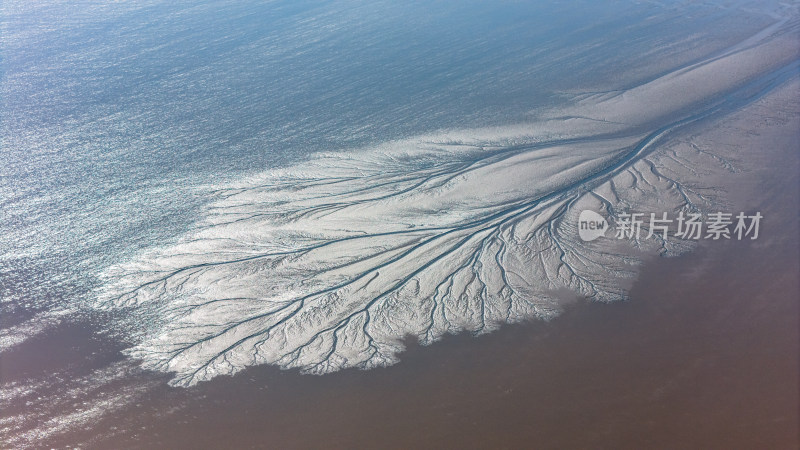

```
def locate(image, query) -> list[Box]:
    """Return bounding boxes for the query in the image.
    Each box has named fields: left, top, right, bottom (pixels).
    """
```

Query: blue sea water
left=0, top=0, right=769, bottom=319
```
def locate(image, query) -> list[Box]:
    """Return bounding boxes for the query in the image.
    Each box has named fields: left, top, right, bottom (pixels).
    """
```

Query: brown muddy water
left=87, top=130, right=800, bottom=449
left=111, top=202, right=800, bottom=449
left=3, top=89, right=799, bottom=450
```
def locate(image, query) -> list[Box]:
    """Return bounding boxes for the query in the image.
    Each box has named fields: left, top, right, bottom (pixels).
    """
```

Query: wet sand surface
left=3, top=68, right=798, bottom=450
left=78, top=89, right=798, bottom=449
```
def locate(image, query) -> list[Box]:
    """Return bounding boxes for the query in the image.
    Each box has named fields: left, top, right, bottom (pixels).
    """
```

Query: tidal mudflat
left=1, top=0, right=798, bottom=447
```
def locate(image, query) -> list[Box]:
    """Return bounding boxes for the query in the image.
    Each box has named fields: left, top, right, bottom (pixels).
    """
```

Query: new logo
left=578, top=210, right=609, bottom=242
